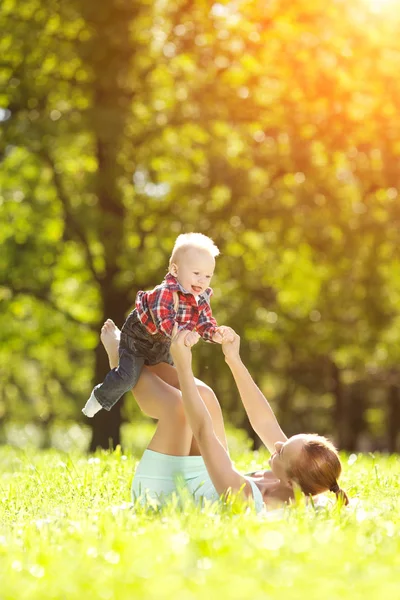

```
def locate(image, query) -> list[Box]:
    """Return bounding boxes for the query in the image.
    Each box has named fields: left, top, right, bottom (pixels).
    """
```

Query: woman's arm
left=220, top=328, right=287, bottom=453
left=170, top=330, right=252, bottom=499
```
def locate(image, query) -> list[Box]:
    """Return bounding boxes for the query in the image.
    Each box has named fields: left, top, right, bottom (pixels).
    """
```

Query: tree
left=1, top=0, right=400, bottom=450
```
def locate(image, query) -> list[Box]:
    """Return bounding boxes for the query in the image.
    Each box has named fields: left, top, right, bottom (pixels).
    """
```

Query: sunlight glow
left=366, top=0, right=398, bottom=11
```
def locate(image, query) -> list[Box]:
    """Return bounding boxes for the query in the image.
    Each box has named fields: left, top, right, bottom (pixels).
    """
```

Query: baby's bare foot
left=101, top=319, right=121, bottom=369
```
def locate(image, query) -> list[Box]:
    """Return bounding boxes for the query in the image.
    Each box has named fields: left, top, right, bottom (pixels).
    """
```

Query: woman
left=100, top=320, right=348, bottom=511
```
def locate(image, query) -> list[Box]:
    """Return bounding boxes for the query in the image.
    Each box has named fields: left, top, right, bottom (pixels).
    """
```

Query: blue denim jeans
left=94, top=310, right=173, bottom=411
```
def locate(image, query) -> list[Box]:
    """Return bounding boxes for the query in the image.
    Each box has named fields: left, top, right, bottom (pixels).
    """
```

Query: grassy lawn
left=0, top=430, right=399, bottom=600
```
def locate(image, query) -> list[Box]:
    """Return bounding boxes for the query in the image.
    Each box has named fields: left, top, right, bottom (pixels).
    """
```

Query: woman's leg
left=101, top=320, right=192, bottom=455
left=100, top=320, right=229, bottom=454
left=134, top=370, right=193, bottom=455
left=147, top=363, right=229, bottom=453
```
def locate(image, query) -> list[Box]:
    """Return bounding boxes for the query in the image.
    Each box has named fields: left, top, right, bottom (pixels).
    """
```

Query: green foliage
left=1, top=0, right=400, bottom=448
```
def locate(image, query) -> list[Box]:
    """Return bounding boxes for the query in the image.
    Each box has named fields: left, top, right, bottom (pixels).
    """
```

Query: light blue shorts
left=131, top=449, right=220, bottom=506
left=131, top=449, right=264, bottom=513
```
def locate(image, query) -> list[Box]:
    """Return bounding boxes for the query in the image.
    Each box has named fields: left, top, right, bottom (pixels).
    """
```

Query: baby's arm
left=196, top=303, right=221, bottom=343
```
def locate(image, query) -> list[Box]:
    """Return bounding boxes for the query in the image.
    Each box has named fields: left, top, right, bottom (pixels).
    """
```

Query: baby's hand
left=184, top=330, right=200, bottom=348
left=212, top=326, right=234, bottom=344
left=170, top=326, right=196, bottom=367
left=220, top=327, right=241, bottom=361
left=171, top=324, right=199, bottom=348
left=218, top=326, right=236, bottom=343
left=212, top=329, right=223, bottom=344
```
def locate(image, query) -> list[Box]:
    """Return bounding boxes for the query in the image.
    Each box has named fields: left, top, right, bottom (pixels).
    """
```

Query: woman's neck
left=255, top=477, right=294, bottom=507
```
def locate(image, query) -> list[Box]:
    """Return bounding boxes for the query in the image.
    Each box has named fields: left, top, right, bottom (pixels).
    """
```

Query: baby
left=82, top=233, right=223, bottom=417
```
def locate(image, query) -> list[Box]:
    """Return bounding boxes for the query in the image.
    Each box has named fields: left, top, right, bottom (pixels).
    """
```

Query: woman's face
left=268, top=434, right=307, bottom=485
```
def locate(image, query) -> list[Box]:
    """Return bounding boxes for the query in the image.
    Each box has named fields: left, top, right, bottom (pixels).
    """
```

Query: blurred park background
left=1, top=0, right=400, bottom=454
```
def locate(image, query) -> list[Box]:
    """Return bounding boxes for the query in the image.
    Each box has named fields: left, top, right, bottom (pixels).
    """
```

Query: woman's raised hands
left=219, top=326, right=241, bottom=362
left=170, top=323, right=240, bottom=367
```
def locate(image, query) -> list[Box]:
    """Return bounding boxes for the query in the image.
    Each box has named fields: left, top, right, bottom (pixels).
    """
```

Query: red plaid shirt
left=136, top=273, right=218, bottom=341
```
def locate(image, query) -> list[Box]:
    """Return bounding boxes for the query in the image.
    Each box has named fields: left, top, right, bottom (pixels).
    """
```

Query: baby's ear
left=170, top=262, right=178, bottom=276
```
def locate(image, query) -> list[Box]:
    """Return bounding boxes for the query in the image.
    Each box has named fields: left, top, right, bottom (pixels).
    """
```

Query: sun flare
left=366, top=0, right=398, bottom=10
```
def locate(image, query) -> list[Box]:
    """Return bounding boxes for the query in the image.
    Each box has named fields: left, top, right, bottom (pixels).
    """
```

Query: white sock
left=82, top=389, right=103, bottom=418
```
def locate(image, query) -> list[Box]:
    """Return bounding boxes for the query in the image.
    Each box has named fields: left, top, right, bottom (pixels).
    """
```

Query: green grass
left=1, top=430, right=399, bottom=600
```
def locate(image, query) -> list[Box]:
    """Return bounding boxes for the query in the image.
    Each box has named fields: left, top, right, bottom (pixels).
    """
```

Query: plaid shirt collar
left=164, top=273, right=212, bottom=304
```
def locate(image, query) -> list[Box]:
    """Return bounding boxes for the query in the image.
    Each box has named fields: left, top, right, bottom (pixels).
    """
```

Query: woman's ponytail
left=330, top=481, right=349, bottom=505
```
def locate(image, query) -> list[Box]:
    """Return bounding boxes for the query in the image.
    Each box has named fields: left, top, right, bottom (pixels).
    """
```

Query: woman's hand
left=170, top=325, right=200, bottom=367
left=220, top=326, right=241, bottom=362
left=183, top=330, right=200, bottom=348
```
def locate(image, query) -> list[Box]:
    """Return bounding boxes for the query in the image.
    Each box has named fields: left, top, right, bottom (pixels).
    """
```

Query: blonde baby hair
left=169, top=233, right=220, bottom=268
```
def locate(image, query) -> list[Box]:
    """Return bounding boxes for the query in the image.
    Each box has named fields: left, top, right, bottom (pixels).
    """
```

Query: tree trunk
left=346, top=382, right=366, bottom=452
left=89, top=289, right=132, bottom=451
left=387, top=384, right=400, bottom=453
left=39, top=413, right=55, bottom=450
left=73, top=0, right=137, bottom=451
left=89, top=397, right=123, bottom=451
left=89, top=335, right=123, bottom=451
left=331, top=361, right=347, bottom=449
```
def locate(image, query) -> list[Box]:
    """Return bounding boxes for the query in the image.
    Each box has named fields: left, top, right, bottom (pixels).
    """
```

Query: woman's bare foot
left=100, top=319, right=121, bottom=369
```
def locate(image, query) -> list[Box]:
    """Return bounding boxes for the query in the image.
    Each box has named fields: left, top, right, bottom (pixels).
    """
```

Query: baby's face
left=172, top=248, right=215, bottom=296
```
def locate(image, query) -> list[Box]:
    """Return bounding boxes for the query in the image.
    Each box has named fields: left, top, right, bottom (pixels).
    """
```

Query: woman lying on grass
left=100, top=320, right=348, bottom=511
